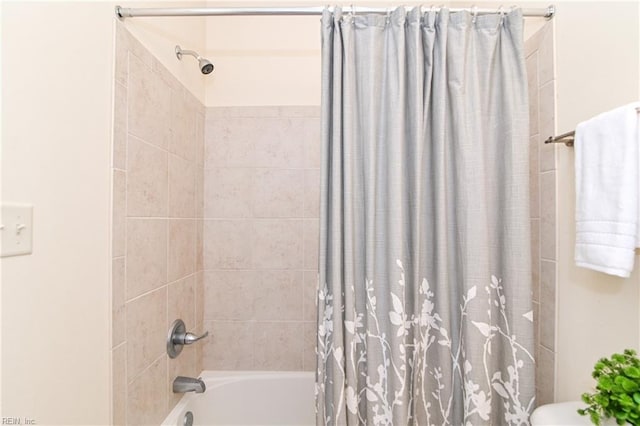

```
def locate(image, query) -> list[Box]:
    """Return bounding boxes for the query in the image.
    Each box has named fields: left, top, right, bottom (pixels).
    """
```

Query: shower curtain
left=316, top=7, right=534, bottom=426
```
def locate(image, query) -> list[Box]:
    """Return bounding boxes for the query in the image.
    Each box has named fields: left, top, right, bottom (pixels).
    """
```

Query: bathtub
left=162, top=371, right=315, bottom=426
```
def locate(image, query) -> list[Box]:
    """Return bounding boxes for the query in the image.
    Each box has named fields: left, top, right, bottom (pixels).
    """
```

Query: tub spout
left=173, top=376, right=206, bottom=394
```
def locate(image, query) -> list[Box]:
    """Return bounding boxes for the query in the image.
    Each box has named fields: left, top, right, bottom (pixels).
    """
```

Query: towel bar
left=544, top=106, right=640, bottom=147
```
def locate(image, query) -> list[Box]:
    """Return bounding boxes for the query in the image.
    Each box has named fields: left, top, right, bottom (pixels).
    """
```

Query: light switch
left=1, top=204, right=33, bottom=257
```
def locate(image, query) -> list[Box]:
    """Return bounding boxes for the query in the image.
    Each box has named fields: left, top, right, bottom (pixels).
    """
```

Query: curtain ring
left=345, top=4, right=354, bottom=24
left=471, top=4, right=478, bottom=24
left=423, top=4, right=436, bottom=27
left=498, top=5, right=506, bottom=25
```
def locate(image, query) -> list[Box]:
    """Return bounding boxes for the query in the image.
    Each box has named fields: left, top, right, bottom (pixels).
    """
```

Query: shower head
left=198, top=58, right=214, bottom=75
left=175, top=45, right=214, bottom=75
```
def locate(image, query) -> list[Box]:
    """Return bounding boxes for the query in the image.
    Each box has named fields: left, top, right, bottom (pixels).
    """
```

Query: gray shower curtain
left=316, top=7, right=534, bottom=426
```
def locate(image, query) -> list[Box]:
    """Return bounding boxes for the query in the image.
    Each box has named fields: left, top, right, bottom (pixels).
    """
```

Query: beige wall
left=1, top=2, right=114, bottom=424
left=554, top=1, right=640, bottom=402
left=204, top=13, right=320, bottom=106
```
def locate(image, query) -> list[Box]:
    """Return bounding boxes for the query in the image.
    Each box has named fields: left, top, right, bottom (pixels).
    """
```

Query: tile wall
left=201, top=106, right=321, bottom=371
left=111, top=24, right=205, bottom=425
left=525, top=22, right=557, bottom=406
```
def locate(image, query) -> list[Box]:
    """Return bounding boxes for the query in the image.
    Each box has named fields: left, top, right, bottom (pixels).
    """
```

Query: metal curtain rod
left=115, top=4, right=556, bottom=19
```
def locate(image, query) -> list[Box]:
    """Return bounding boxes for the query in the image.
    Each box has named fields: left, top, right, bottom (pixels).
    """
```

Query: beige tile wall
left=202, top=106, right=321, bottom=371
left=525, top=22, right=557, bottom=407
left=111, top=24, right=205, bottom=425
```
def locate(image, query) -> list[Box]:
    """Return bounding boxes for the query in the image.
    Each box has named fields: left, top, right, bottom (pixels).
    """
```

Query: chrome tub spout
left=173, top=376, right=206, bottom=394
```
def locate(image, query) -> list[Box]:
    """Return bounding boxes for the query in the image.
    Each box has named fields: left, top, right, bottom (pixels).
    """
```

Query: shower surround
left=111, top=24, right=319, bottom=425
left=110, top=17, right=555, bottom=426
left=111, top=24, right=205, bottom=425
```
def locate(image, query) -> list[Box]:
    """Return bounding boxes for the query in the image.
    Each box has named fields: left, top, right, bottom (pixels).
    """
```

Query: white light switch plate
left=1, top=204, right=33, bottom=257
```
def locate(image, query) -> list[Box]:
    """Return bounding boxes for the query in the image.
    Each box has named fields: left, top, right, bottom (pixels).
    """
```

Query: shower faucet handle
left=183, top=330, right=209, bottom=345
left=167, top=319, right=210, bottom=358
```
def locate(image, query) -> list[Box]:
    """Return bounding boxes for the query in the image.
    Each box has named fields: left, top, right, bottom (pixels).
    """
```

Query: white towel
left=575, top=102, right=640, bottom=278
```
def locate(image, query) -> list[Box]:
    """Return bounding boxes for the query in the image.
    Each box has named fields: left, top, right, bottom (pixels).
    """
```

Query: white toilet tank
left=530, top=401, right=617, bottom=426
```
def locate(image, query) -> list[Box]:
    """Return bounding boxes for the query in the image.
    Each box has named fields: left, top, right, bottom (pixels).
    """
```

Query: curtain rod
left=115, top=5, right=555, bottom=19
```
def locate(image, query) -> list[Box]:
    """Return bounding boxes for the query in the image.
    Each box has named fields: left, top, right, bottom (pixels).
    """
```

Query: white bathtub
left=162, top=371, right=315, bottom=426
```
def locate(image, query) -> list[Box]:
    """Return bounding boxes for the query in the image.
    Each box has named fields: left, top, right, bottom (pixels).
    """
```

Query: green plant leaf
left=616, top=376, right=640, bottom=392
left=615, top=411, right=628, bottom=420
left=599, top=376, right=614, bottom=391
left=625, top=367, right=640, bottom=379
left=594, top=394, right=608, bottom=406
left=613, top=354, right=626, bottom=363
left=590, top=411, right=602, bottom=425
left=619, top=393, right=634, bottom=406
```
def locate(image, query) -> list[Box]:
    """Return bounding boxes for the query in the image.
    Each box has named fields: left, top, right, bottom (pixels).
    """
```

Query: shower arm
left=175, top=46, right=202, bottom=61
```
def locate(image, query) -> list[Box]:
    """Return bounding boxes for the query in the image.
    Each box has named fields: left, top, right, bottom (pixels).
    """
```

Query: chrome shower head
left=199, top=58, right=214, bottom=75
left=175, top=45, right=214, bottom=75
